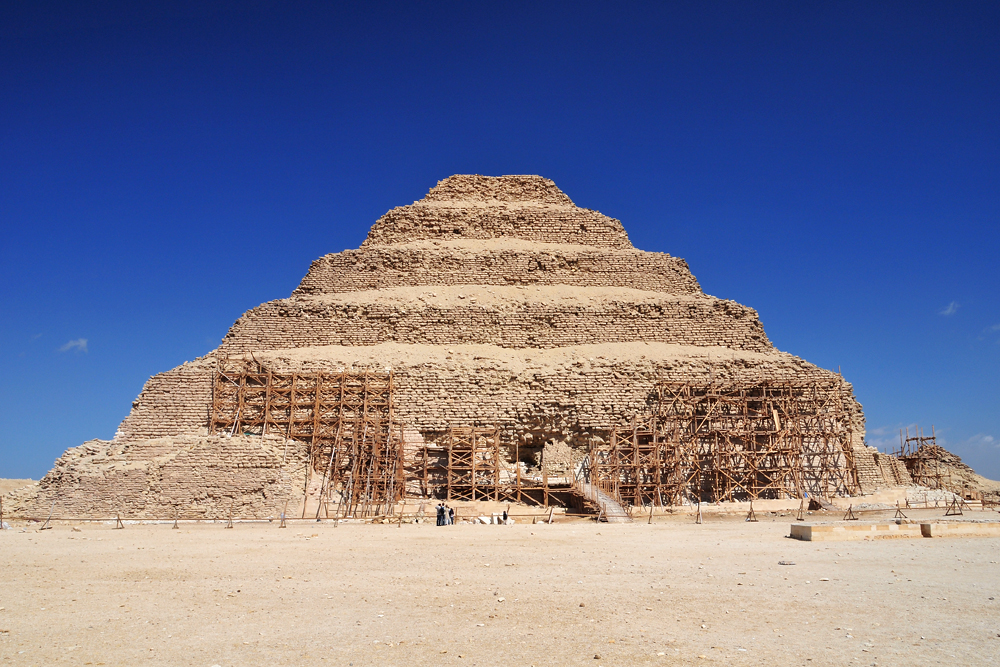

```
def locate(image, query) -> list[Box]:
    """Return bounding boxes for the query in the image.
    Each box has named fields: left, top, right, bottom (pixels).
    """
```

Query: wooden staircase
left=572, top=482, right=631, bottom=523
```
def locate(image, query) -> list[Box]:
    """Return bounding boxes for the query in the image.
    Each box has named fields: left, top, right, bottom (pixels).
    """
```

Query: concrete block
left=790, top=522, right=923, bottom=541
left=920, top=522, right=1000, bottom=538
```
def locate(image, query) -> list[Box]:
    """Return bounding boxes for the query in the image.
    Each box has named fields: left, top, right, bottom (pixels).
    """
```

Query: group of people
left=434, top=503, right=512, bottom=525
left=436, top=503, right=455, bottom=526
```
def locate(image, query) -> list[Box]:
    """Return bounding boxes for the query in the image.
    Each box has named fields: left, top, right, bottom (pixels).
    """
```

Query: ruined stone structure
left=11, top=175, right=906, bottom=519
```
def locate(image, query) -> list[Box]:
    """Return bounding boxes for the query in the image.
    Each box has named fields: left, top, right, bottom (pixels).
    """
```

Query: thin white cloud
left=991, top=323, right=1000, bottom=332
left=939, top=301, right=960, bottom=316
left=58, top=338, right=88, bottom=353
left=965, top=433, right=996, bottom=449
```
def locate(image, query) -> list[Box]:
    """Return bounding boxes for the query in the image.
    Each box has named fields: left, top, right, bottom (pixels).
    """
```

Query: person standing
left=448, top=506, right=455, bottom=525
left=436, top=502, right=444, bottom=526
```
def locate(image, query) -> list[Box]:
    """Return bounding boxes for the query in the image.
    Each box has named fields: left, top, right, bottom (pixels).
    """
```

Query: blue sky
left=1, top=1, right=998, bottom=480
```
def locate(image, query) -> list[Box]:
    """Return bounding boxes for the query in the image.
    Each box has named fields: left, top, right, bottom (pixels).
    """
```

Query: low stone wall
left=790, top=521, right=924, bottom=541
left=790, top=521, right=1000, bottom=541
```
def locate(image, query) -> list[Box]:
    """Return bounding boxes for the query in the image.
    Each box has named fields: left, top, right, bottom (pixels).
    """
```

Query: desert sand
left=2, top=513, right=998, bottom=667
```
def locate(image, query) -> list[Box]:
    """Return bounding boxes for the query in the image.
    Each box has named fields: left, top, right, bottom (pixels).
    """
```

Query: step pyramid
left=14, top=175, right=893, bottom=519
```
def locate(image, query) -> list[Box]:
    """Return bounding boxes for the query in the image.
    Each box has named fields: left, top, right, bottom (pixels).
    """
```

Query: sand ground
left=1, top=512, right=998, bottom=667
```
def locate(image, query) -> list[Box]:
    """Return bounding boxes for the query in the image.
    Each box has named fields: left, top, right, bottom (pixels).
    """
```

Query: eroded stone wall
left=116, top=360, right=215, bottom=443
left=253, top=349, right=862, bottom=445
left=421, top=175, right=574, bottom=204
left=220, top=297, right=771, bottom=353
left=364, top=205, right=632, bottom=248
left=854, top=447, right=913, bottom=493
left=294, top=245, right=702, bottom=296
left=17, top=352, right=874, bottom=516
left=18, top=435, right=308, bottom=519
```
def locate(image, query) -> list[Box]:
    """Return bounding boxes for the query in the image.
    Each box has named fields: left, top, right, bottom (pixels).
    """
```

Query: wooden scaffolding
left=590, top=418, right=696, bottom=508
left=435, top=425, right=559, bottom=506
left=445, top=425, right=502, bottom=502
left=892, top=425, right=952, bottom=490
left=590, top=380, right=860, bottom=506
left=210, top=360, right=860, bottom=511
left=209, top=356, right=405, bottom=516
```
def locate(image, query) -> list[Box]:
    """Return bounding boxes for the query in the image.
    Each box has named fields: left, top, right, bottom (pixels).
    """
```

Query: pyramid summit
left=226, top=174, right=765, bottom=353
left=420, top=174, right=576, bottom=204
left=362, top=174, right=632, bottom=247
left=9, top=175, right=908, bottom=520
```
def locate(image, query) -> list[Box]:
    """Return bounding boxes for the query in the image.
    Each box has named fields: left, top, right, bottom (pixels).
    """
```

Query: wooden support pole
left=516, top=441, right=521, bottom=504
left=543, top=464, right=549, bottom=508
left=945, top=497, right=963, bottom=516
left=493, top=425, right=500, bottom=503
left=422, top=445, right=428, bottom=498
left=446, top=428, right=453, bottom=502
left=40, top=502, right=56, bottom=530
left=211, top=365, right=402, bottom=519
